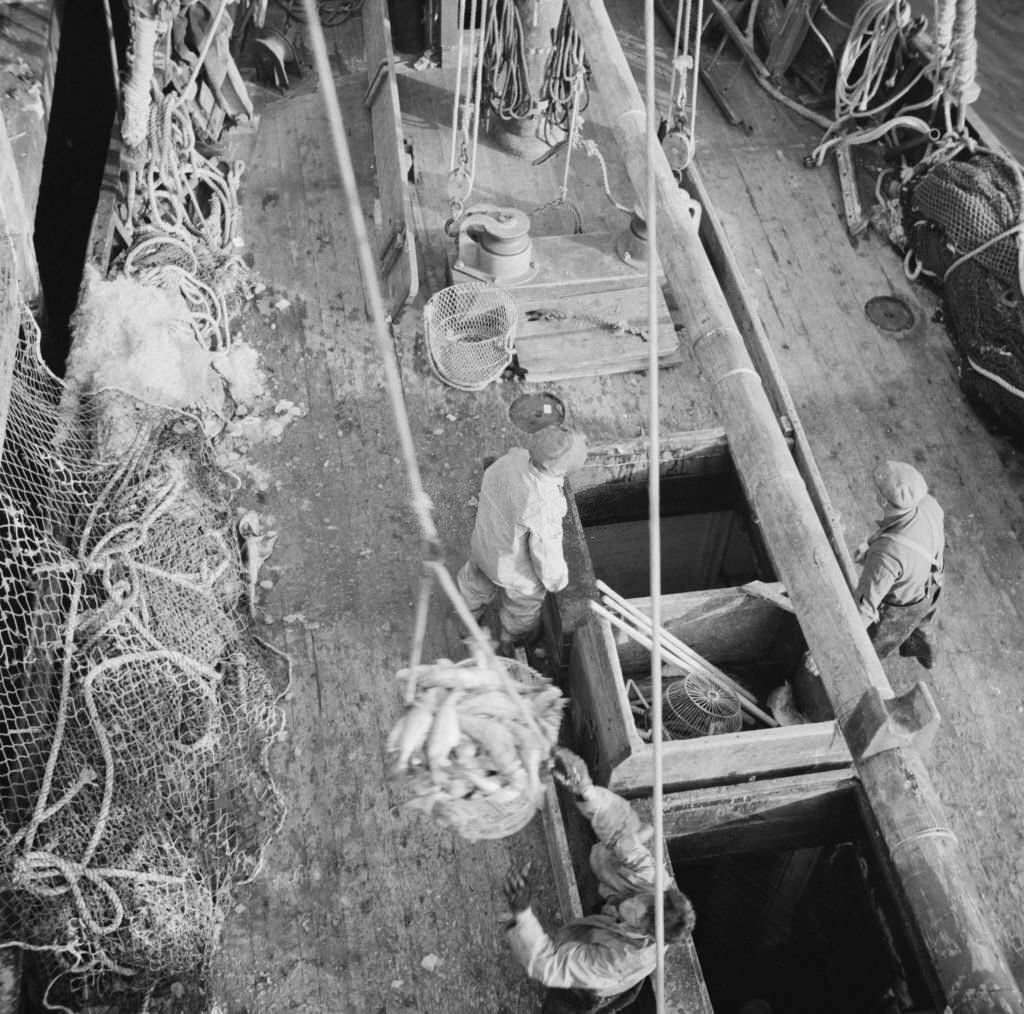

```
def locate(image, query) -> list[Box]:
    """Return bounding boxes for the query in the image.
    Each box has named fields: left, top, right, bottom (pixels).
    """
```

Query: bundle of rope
left=809, top=0, right=931, bottom=167
left=537, top=2, right=589, bottom=146
left=482, top=0, right=535, bottom=121
left=116, top=91, right=252, bottom=352
left=388, top=653, right=565, bottom=841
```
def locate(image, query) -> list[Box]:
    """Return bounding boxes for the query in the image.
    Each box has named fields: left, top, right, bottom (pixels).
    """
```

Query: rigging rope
left=447, top=0, right=488, bottom=226
left=303, top=0, right=497, bottom=666
left=810, top=0, right=982, bottom=167
left=643, top=0, right=666, bottom=1007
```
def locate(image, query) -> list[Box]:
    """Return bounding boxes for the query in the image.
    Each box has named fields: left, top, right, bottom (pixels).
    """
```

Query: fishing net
left=903, top=151, right=1024, bottom=427
left=114, top=91, right=251, bottom=353
left=423, top=283, right=519, bottom=391
left=0, top=312, right=286, bottom=1010
left=388, top=655, right=565, bottom=841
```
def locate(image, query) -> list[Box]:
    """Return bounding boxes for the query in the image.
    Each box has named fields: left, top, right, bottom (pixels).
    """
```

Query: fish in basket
left=387, top=655, right=566, bottom=841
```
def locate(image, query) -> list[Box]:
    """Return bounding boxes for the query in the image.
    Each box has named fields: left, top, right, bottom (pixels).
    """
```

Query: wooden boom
left=562, top=0, right=1024, bottom=1009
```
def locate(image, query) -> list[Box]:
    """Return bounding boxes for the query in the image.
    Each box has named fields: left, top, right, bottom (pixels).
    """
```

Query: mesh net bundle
left=903, top=151, right=1024, bottom=425
left=0, top=315, right=286, bottom=1010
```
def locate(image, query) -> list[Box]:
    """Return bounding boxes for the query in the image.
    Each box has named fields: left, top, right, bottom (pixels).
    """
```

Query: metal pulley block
left=450, top=204, right=539, bottom=286
left=662, top=124, right=694, bottom=174
left=447, top=165, right=473, bottom=207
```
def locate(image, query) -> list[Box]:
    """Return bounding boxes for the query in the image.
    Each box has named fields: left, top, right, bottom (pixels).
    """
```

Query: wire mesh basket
left=424, top=282, right=519, bottom=391
left=663, top=673, right=743, bottom=739
left=390, top=655, right=564, bottom=841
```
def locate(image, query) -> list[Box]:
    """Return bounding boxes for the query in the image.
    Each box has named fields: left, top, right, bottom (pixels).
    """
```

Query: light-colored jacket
left=469, top=448, right=569, bottom=595
left=855, top=493, right=945, bottom=625
left=506, top=787, right=666, bottom=998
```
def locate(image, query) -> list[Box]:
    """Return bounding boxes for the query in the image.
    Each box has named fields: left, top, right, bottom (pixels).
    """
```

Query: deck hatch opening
left=661, top=785, right=938, bottom=1014
left=573, top=465, right=774, bottom=598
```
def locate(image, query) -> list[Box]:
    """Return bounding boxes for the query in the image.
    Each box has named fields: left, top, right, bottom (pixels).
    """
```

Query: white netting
left=423, top=283, right=519, bottom=391
left=0, top=314, right=287, bottom=1010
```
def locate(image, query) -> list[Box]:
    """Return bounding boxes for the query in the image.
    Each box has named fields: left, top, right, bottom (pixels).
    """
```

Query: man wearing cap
left=853, top=461, right=945, bottom=669
left=503, top=748, right=696, bottom=1013
left=456, top=426, right=588, bottom=652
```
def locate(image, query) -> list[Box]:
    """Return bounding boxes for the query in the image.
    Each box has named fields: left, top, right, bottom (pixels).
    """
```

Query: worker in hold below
left=456, top=425, right=588, bottom=654
left=853, top=460, right=945, bottom=670
left=503, top=748, right=696, bottom=1014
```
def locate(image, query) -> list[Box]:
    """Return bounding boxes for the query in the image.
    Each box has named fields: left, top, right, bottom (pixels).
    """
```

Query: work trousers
left=456, top=560, right=545, bottom=640
left=869, top=579, right=942, bottom=669
left=540, top=980, right=644, bottom=1014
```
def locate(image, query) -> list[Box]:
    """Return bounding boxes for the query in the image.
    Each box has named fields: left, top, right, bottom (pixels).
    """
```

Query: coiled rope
left=119, top=92, right=251, bottom=352
left=811, top=0, right=981, bottom=166
left=537, top=2, right=590, bottom=145
left=483, top=0, right=535, bottom=120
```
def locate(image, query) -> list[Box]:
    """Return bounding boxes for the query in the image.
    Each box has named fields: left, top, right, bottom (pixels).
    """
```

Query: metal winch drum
left=451, top=204, right=539, bottom=287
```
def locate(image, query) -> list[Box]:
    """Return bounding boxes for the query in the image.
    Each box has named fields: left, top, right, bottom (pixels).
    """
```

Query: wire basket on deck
left=388, top=655, right=564, bottom=841
left=424, top=283, right=519, bottom=391
left=663, top=673, right=742, bottom=739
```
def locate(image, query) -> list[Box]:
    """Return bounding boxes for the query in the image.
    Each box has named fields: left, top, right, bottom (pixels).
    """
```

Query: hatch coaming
left=550, top=432, right=847, bottom=795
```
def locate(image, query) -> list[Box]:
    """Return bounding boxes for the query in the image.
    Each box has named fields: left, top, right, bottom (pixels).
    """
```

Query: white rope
left=302, top=0, right=497, bottom=662
left=644, top=0, right=665, bottom=1008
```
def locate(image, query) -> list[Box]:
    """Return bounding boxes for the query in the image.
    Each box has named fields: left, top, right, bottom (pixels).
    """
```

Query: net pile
left=423, top=283, right=519, bottom=391
left=0, top=316, right=286, bottom=1010
left=388, top=656, right=564, bottom=841
left=903, top=151, right=1024, bottom=427
left=115, top=91, right=252, bottom=354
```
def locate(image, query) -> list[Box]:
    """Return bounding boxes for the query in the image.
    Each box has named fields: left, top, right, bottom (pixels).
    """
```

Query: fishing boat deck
left=207, top=2, right=1024, bottom=1010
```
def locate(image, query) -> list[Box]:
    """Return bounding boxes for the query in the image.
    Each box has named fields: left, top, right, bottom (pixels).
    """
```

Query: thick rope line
left=643, top=0, right=665, bottom=1009
left=302, top=0, right=496, bottom=662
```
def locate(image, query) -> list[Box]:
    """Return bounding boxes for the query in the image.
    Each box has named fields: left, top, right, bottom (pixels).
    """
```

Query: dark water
left=972, top=0, right=1024, bottom=162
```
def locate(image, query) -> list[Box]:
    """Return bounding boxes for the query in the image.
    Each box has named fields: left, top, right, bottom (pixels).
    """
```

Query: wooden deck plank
left=691, top=86, right=1024, bottom=982
left=208, top=0, right=1024, bottom=1005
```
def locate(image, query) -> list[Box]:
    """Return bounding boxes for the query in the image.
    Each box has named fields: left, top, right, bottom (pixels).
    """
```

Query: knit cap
left=873, top=460, right=927, bottom=510
left=529, top=426, right=588, bottom=475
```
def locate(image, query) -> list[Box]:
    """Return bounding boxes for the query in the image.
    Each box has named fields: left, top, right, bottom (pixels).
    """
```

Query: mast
left=562, top=0, right=1024, bottom=1009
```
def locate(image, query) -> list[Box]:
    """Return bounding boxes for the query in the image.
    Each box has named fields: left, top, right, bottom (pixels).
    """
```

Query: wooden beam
left=541, top=784, right=584, bottom=920
left=571, top=428, right=731, bottom=496
left=364, top=0, right=419, bottom=316
left=680, top=164, right=858, bottom=591
left=617, top=585, right=792, bottom=667
left=565, top=614, right=643, bottom=786
left=665, top=937, right=715, bottom=1013
left=609, top=721, right=852, bottom=798
left=637, top=769, right=861, bottom=861
left=764, top=0, right=823, bottom=77
left=564, top=0, right=1023, bottom=1006
left=0, top=233, right=17, bottom=458
left=0, top=113, right=41, bottom=302
left=452, top=230, right=658, bottom=299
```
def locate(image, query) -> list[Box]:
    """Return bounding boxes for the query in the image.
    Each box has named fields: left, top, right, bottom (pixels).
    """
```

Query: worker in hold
left=503, top=748, right=696, bottom=1014
left=853, top=460, right=945, bottom=669
left=456, top=425, right=588, bottom=653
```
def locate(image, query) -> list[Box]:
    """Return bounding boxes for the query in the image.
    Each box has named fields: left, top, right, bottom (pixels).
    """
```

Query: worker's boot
left=899, top=629, right=937, bottom=670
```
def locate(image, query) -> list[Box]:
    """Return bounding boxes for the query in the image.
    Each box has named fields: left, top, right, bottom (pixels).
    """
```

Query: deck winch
left=451, top=204, right=539, bottom=286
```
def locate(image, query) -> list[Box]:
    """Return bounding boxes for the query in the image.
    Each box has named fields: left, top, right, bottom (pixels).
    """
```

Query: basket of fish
left=387, top=655, right=566, bottom=841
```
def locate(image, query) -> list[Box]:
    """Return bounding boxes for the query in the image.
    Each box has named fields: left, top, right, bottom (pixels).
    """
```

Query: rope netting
left=0, top=313, right=286, bottom=1010
left=902, top=149, right=1024, bottom=424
